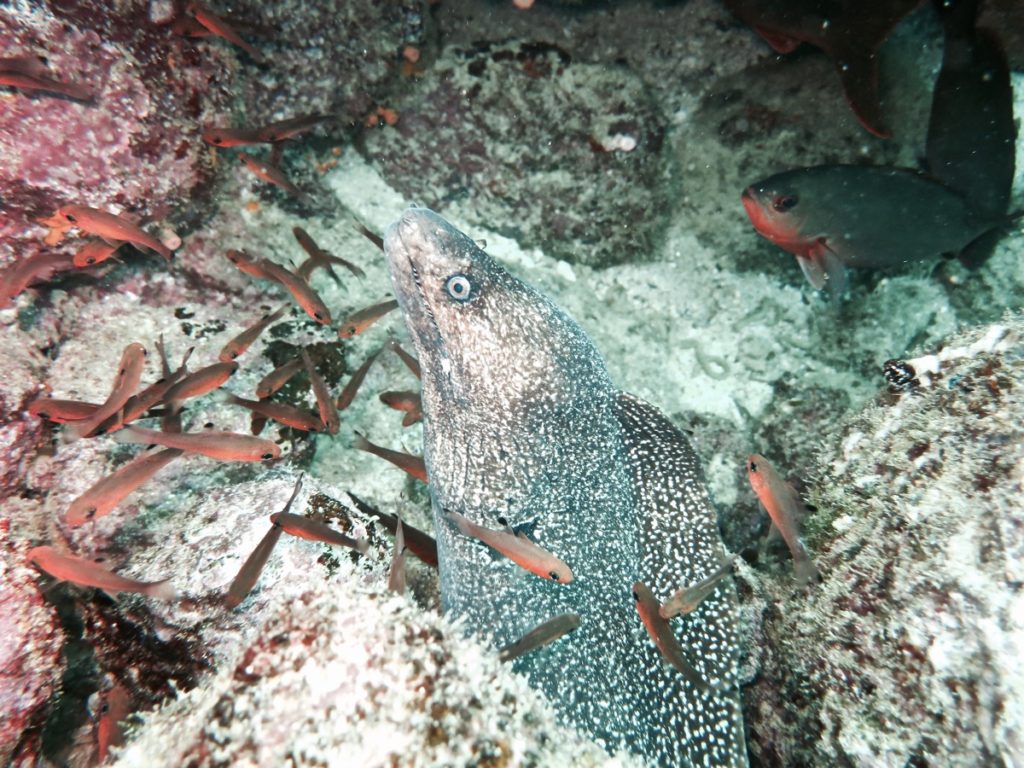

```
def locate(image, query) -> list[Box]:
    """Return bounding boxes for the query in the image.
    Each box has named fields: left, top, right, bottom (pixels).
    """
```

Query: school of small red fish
left=1, top=0, right=1020, bottom=764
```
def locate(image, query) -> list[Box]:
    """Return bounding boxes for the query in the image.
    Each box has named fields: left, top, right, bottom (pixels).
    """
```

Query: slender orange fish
left=73, top=239, right=122, bottom=267
left=347, top=492, right=438, bottom=567
left=53, top=206, right=173, bottom=260
left=293, top=226, right=365, bottom=282
left=498, top=613, right=581, bottom=663
left=271, top=512, right=369, bottom=553
left=219, top=305, right=287, bottom=362
left=388, top=518, right=407, bottom=595
left=301, top=349, right=339, bottom=434
left=255, top=113, right=334, bottom=142
left=0, top=71, right=93, bottom=101
left=65, top=448, right=184, bottom=525
left=68, top=342, right=148, bottom=438
left=238, top=153, right=307, bottom=200
left=386, top=338, right=421, bottom=379
left=747, top=454, right=820, bottom=586
left=201, top=126, right=262, bottom=147
left=104, top=349, right=193, bottom=431
left=222, top=393, right=324, bottom=432
left=336, top=347, right=381, bottom=411
left=224, top=248, right=270, bottom=279
left=337, top=299, right=399, bottom=339
left=1, top=252, right=77, bottom=307
left=29, top=546, right=176, bottom=600
left=95, top=682, right=132, bottom=764
left=660, top=555, right=737, bottom=619
left=352, top=431, right=427, bottom=482
left=0, top=55, right=51, bottom=78
left=186, top=1, right=265, bottom=64
left=113, top=425, right=281, bottom=461
left=224, top=478, right=303, bottom=608
left=633, top=581, right=708, bottom=691
left=161, top=361, right=239, bottom=408
left=379, top=390, right=422, bottom=426
left=257, top=260, right=332, bottom=325
left=255, top=355, right=304, bottom=398
left=446, top=509, right=573, bottom=583
left=27, top=397, right=99, bottom=423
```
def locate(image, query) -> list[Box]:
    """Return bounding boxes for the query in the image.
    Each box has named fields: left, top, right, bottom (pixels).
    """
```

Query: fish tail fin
left=355, top=537, right=370, bottom=554
left=110, top=425, right=148, bottom=446
left=144, top=579, right=178, bottom=601
left=794, top=554, right=821, bottom=587
left=352, top=431, right=371, bottom=452
left=832, top=47, right=889, bottom=138
left=957, top=227, right=1004, bottom=269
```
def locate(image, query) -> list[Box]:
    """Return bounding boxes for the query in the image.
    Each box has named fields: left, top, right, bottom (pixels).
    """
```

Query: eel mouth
left=384, top=208, right=443, bottom=347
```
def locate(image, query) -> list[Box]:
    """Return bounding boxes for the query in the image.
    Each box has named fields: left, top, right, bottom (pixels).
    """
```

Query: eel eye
left=772, top=194, right=798, bottom=212
left=445, top=274, right=473, bottom=302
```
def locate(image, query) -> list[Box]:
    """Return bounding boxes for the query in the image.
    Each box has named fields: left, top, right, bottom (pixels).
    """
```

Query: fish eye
left=632, top=589, right=640, bottom=601
left=749, top=461, right=758, bottom=472
left=549, top=571, right=561, bottom=581
left=772, top=194, right=798, bottom=212
left=65, top=213, right=77, bottom=223
left=261, top=452, right=275, bottom=460
left=445, top=274, right=473, bottom=302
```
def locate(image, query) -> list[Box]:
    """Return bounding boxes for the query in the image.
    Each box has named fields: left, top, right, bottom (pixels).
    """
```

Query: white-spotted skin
left=383, top=208, right=747, bottom=766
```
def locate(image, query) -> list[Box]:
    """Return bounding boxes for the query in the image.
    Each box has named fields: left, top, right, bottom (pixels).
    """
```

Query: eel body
left=383, top=207, right=747, bottom=767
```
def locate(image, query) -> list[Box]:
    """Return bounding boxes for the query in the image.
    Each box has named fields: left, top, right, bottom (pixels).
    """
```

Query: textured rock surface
left=0, top=529, right=65, bottom=766
left=363, top=40, right=669, bottom=268
left=743, top=318, right=1024, bottom=767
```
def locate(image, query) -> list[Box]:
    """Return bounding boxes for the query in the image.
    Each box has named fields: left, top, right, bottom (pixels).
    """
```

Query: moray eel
left=384, top=208, right=747, bottom=767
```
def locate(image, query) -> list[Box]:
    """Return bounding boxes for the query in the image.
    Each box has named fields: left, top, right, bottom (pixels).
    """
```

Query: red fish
left=29, top=546, right=176, bottom=600
left=226, top=251, right=332, bottom=325
left=202, top=126, right=262, bottom=147
left=186, top=1, right=265, bottom=64
left=379, top=390, right=422, bottom=426
left=68, top=342, right=148, bottom=438
left=219, top=305, right=287, bottom=362
left=73, top=239, right=123, bottom=267
left=95, top=683, right=132, bottom=763
left=387, top=518, right=407, bottom=595
left=447, top=509, right=574, bottom=583
left=747, top=454, right=820, bottom=585
left=353, top=431, right=427, bottom=482
left=65, top=448, right=184, bottom=526
left=270, top=511, right=369, bottom=553
left=660, top=555, right=737, bottom=619
left=722, top=0, right=921, bottom=137
left=113, top=425, right=281, bottom=462
left=498, top=613, right=581, bottom=663
left=386, top=339, right=421, bottom=379
left=335, top=348, right=381, bottom=411
left=301, top=350, right=339, bottom=434
left=0, top=55, right=51, bottom=79
left=51, top=205, right=174, bottom=260
left=255, top=114, right=335, bottom=143
left=633, top=581, right=708, bottom=690
left=293, top=226, right=365, bottom=282
left=1, top=252, right=77, bottom=307
left=238, top=153, right=307, bottom=201
left=0, top=71, right=93, bottom=102
left=347, top=492, right=438, bottom=567
left=255, top=355, right=304, bottom=399
left=224, top=478, right=303, bottom=608
left=27, top=397, right=99, bottom=423
left=337, top=299, right=398, bottom=339
left=223, top=393, right=324, bottom=432
left=161, top=361, right=238, bottom=406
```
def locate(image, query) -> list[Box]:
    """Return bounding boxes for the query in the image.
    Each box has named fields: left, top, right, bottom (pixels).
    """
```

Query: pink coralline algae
left=0, top=528, right=65, bottom=766
left=0, top=1, right=234, bottom=273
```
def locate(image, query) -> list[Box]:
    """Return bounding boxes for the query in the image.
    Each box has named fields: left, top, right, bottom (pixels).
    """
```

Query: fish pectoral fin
left=796, top=254, right=827, bottom=290
left=753, top=25, right=800, bottom=54
left=818, top=243, right=849, bottom=299
left=831, top=46, right=889, bottom=138
left=766, top=521, right=782, bottom=543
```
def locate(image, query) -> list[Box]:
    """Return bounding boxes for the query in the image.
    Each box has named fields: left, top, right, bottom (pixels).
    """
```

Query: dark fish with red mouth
left=741, top=165, right=1002, bottom=295
left=722, top=0, right=922, bottom=137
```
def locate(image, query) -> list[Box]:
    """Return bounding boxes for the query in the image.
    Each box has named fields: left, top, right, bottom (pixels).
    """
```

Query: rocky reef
left=1, top=0, right=1023, bottom=765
